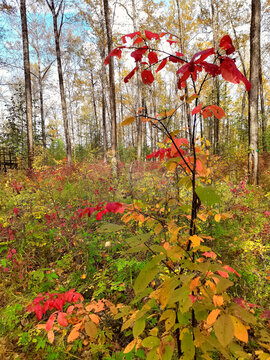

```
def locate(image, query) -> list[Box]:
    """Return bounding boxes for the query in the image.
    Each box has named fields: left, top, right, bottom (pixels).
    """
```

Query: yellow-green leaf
left=214, top=314, right=234, bottom=347
left=142, top=336, right=160, bottom=349
left=133, top=317, right=145, bottom=338
left=134, top=255, right=164, bottom=295
left=85, top=320, right=97, bottom=339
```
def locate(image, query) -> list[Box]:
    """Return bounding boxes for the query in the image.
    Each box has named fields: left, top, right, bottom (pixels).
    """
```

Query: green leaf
left=142, top=336, right=160, bottom=349
left=133, top=317, right=145, bottom=338
left=215, top=277, right=234, bottom=293
left=230, top=304, right=256, bottom=325
left=134, top=255, right=164, bottom=295
left=196, top=186, right=221, bottom=206
left=98, top=223, right=125, bottom=233
left=214, top=314, right=234, bottom=347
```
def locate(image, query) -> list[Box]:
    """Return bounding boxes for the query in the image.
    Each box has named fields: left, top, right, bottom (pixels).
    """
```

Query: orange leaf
left=206, top=309, right=221, bottom=326
left=213, top=295, right=224, bottom=307
left=89, top=314, right=100, bottom=324
left=47, top=330, right=54, bottom=344
left=207, top=105, right=226, bottom=120
left=124, top=338, right=137, bottom=354
left=67, top=326, right=80, bottom=343
left=190, top=276, right=200, bottom=291
left=230, top=316, right=248, bottom=343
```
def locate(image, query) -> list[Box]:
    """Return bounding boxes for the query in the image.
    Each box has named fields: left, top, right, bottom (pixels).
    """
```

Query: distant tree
left=20, top=0, right=33, bottom=169
left=248, top=0, right=261, bottom=184
left=45, top=0, right=72, bottom=164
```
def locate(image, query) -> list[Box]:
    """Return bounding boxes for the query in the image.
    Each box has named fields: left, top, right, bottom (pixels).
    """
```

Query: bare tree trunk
left=20, top=0, right=33, bottom=169
left=211, top=0, right=220, bottom=154
left=248, top=0, right=261, bottom=185
left=259, top=55, right=266, bottom=152
left=46, top=0, right=72, bottom=164
left=103, top=0, right=117, bottom=173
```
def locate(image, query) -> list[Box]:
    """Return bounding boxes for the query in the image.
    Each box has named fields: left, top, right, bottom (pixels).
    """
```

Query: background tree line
left=0, top=0, right=269, bottom=183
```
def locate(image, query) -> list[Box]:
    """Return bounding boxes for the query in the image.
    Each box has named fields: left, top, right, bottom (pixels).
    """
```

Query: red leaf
left=169, top=55, right=184, bottom=63
left=206, top=105, right=226, bottom=120
left=46, top=314, right=56, bottom=332
left=201, top=108, right=212, bottom=119
left=223, top=265, right=241, bottom=277
left=96, top=211, right=103, bottom=220
left=57, top=312, right=68, bottom=327
left=191, top=48, right=215, bottom=63
left=170, top=138, right=189, bottom=156
left=131, top=46, right=148, bottom=62
left=220, top=57, right=251, bottom=91
left=202, top=251, right=217, bottom=259
left=104, top=48, right=122, bottom=65
left=192, top=103, right=203, bottom=116
left=124, top=66, right=139, bottom=83
left=145, top=30, right=159, bottom=40
left=201, top=62, right=220, bottom=77
left=196, top=159, right=203, bottom=173
left=34, top=304, right=44, bottom=321
left=219, top=35, right=235, bottom=55
left=141, top=70, right=154, bottom=85
left=133, top=37, right=143, bottom=45
left=218, top=271, right=229, bottom=278
left=122, top=31, right=141, bottom=44
left=148, top=51, right=158, bottom=65
left=156, top=58, right=167, bottom=72
left=13, top=207, right=18, bottom=215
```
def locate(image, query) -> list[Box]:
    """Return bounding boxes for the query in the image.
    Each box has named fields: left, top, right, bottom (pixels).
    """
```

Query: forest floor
left=0, top=156, right=269, bottom=360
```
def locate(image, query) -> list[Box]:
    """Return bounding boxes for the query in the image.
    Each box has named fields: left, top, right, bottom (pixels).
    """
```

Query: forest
left=0, top=0, right=269, bottom=359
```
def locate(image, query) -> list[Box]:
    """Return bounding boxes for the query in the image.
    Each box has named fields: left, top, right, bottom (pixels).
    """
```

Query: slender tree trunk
left=20, top=0, right=33, bottom=169
left=211, top=0, right=220, bottom=154
left=259, top=55, right=266, bottom=152
left=248, top=0, right=261, bottom=185
left=103, top=0, right=117, bottom=173
left=46, top=0, right=72, bottom=164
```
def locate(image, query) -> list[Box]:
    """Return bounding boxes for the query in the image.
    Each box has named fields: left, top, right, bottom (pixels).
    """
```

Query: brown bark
left=46, top=0, right=72, bottom=164
left=103, top=0, right=117, bottom=173
left=20, top=0, right=33, bottom=169
left=248, top=0, right=261, bottom=185
left=259, top=56, right=266, bottom=152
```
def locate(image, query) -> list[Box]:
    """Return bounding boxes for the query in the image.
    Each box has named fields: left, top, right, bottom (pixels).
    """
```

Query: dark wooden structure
left=0, top=148, right=18, bottom=172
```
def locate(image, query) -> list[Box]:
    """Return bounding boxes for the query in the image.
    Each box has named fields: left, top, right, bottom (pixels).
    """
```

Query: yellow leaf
left=213, top=295, right=224, bottom=307
left=81, top=274, right=87, bottom=279
left=189, top=235, right=203, bottom=248
left=214, top=214, right=221, bottom=222
left=186, top=94, right=199, bottom=103
left=230, top=316, right=248, bottom=343
left=121, top=116, right=136, bottom=126
left=124, top=338, right=137, bottom=354
left=206, top=309, right=221, bottom=326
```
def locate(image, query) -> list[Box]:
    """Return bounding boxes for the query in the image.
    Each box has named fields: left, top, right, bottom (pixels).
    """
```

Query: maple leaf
left=141, top=70, right=154, bottom=85
left=219, top=35, right=235, bottom=55
left=220, top=57, right=251, bottom=91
